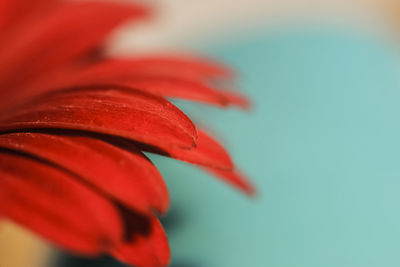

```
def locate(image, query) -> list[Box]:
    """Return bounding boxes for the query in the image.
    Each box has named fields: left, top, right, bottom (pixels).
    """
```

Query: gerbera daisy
left=0, top=1, right=254, bottom=267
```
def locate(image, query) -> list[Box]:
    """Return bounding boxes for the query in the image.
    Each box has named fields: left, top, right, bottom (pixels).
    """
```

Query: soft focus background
left=3, top=0, right=400, bottom=266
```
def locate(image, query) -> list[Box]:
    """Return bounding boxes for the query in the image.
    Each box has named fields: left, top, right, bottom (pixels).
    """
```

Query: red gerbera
left=0, top=1, right=254, bottom=267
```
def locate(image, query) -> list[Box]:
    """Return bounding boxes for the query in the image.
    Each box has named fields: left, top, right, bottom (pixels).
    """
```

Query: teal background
left=153, top=28, right=400, bottom=267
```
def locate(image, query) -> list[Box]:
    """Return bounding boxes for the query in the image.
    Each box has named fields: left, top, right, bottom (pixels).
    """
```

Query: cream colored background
left=0, top=222, right=52, bottom=267
left=110, top=0, right=397, bottom=54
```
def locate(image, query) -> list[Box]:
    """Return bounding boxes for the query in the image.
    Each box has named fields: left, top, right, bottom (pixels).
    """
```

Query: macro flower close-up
left=4, top=0, right=400, bottom=267
left=0, top=1, right=253, bottom=267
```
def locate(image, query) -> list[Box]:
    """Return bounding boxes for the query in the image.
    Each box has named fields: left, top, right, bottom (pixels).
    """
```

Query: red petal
left=0, top=1, right=149, bottom=89
left=0, top=132, right=169, bottom=214
left=49, top=76, right=229, bottom=108
left=0, top=88, right=197, bottom=150
left=112, top=213, right=170, bottom=267
left=137, top=130, right=234, bottom=170
left=26, top=60, right=246, bottom=109
left=97, top=56, right=235, bottom=79
left=204, top=168, right=256, bottom=196
left=19, top=56, right=249, bottom=109
left=68, top=57, right=234, bottom=86
left=220, top=90, right=251, bottom=110
left=0, top=0, right=58, bottom=34
left=0, top=151, right=123, bottom=254
left=72, top=57, right=247, bottom=108
left=125, top=78, right=230, bottom=107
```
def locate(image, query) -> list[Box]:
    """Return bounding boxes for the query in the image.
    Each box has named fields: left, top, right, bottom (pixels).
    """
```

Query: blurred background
left=2, top=0, right=400, bottom=266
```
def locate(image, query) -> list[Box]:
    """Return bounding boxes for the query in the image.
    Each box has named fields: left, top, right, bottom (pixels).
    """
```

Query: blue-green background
left=153, top=27, right=400, bottom=267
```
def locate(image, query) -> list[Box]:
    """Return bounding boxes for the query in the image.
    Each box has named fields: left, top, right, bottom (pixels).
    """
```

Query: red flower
left=0, top=1, right=254, bottom=267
